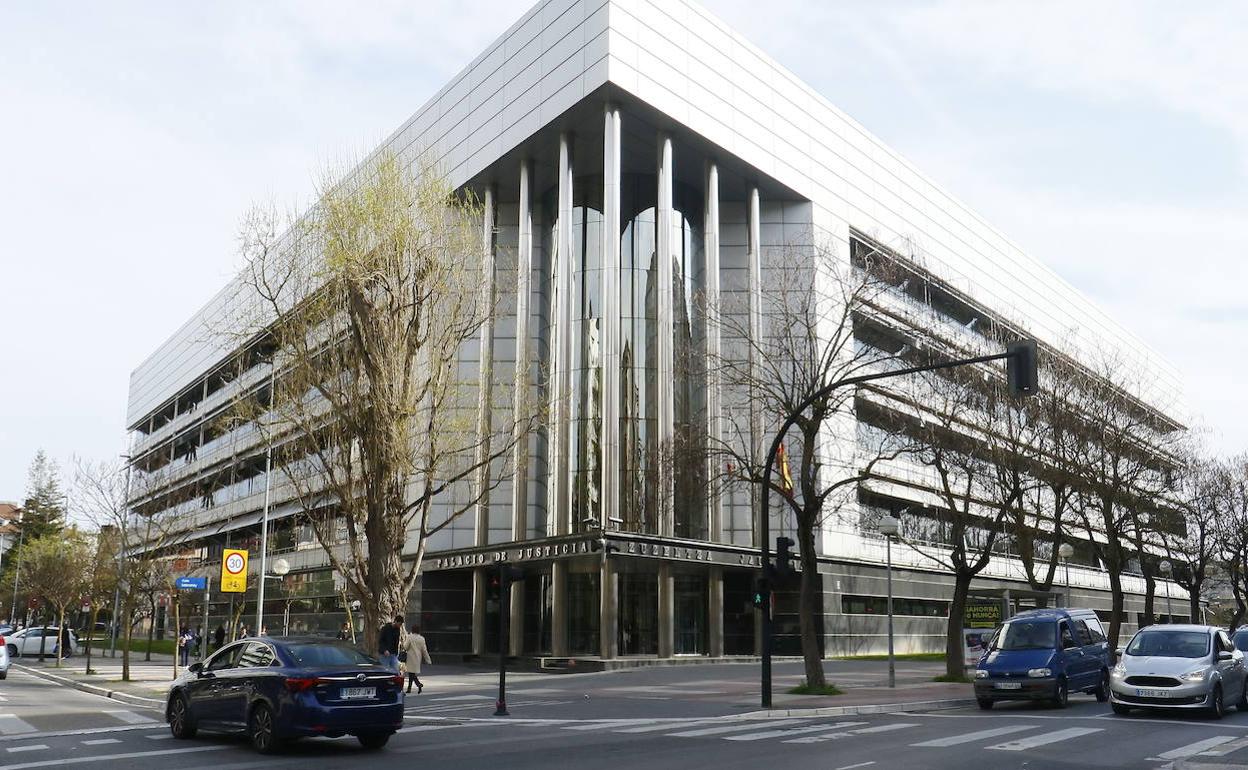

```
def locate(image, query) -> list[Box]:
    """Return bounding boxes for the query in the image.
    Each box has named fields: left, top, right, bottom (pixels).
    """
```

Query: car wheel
left=976, top=698, right=994, bottom=710
left=168, top=694, right=197, bottom=739
left=1111, top=702, right=1131, bottom=715
left=357, top=733, right=392, bottom=750
left=1052, top=678, right=1069, bottom=709
left=1210, top=684, right=1225, bottom=720
left=1094, top=671, right=1110, bottom=703
left=249, top=703, right=283, bottom=754
left=6, top=645, right=15, bottom=658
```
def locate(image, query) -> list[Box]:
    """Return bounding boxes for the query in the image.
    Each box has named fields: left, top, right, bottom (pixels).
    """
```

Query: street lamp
left=1159, top=560, right=1173, bottom=623
left=1058, top=543, right=1074, bottom=607
left=258, top=557, right=289, bottom=635
left=878, top=514, right=900, bottom=688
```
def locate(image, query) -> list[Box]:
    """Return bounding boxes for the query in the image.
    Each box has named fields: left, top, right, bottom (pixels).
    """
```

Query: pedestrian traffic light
left=1007, top=339, right=1038, bottom=397
left=752, top=578, right=770, bottom=609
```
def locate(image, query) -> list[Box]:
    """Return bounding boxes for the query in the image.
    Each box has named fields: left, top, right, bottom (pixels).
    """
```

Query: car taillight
left=391, top=675, right=404, bottom=687
left=284, top=677, right=327, bottom=692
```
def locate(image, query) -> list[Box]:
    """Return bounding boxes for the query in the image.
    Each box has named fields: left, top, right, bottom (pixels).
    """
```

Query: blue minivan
left=973, top=608, right=1112, bottom=709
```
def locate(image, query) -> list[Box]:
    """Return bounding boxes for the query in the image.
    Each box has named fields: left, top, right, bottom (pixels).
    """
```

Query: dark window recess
left=841, top=595, right=949, bottom=618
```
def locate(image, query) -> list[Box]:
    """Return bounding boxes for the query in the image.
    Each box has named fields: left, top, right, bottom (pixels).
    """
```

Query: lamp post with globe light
left=1058, top=543, right=1074, bottom=607
left=1159, top=560, right=1173, bottom=623
left=879, top=514, right=901, bottom=688
left=257, top=558, right=289, bottom=635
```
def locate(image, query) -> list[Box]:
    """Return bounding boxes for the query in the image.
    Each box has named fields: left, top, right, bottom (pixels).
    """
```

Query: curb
left=739, top=697, right=978, bottom=718
left=14, top=664, right=166, bottom=709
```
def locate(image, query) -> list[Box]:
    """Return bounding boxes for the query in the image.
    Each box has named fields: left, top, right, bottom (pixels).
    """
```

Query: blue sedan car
left=166, top=636, right=405, bottom=752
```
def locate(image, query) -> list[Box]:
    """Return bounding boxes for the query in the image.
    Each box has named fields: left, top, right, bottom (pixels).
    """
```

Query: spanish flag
left=777, top=443, right=795, bottom=497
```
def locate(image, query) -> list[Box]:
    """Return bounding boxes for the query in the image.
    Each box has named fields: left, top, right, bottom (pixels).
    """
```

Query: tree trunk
left=946, top=571, right=973, bottom=680
left=172, top=595, right=181, bottom=679
left=122, top=594, right=134, bottom=682
left=1189, top=586, right=1202, bottom=625
left=55, top=607, right=66, bottom=668
left=1106, top=569, right=1126, bottom=650
left=145, top=598, right=156, bottom=661
left=796, top=522, right=824, bottom=689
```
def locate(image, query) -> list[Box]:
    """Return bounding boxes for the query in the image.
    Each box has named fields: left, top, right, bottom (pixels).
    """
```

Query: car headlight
left=1111, top=664, right=1126, bottom=678
left=1181, top=669, right=1209, bottom=682
left=975, top=669, right=989, bottom=679
left=1027, top=668, right=1052, bottom=678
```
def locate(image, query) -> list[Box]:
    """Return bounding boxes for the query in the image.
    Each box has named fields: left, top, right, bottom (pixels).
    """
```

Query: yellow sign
left=220, top=549, right=249, bottom=593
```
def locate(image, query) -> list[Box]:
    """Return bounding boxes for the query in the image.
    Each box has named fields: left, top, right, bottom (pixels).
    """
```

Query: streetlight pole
left=1058, top=543, right=1074, bottom=608
left=879, top=515, right=900, bottom=688
left=1160, top=560, right=1173, bottom=623
left=255, top=364, right=277, bottom=636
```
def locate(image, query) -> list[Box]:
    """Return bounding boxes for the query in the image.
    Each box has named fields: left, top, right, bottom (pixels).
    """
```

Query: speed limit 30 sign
left=220, top=548, right=249, bottom=593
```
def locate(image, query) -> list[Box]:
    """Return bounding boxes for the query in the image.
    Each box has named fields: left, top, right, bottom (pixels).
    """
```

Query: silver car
left=1110, top=625, right=1248, bottom=718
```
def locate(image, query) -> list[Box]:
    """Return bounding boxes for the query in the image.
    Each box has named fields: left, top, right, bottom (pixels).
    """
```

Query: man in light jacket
left=400, top=623, right=432, bottom=694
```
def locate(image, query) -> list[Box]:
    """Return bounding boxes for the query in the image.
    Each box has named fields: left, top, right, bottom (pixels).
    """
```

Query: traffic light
left=1007, top=339, right=1038, bottom=397
left=775, top=537, right=796, bottom=580
left=752, top=577, right=770, bottom=609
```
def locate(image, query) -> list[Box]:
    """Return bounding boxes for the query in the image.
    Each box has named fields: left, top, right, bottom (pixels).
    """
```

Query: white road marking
left=1201, top=735, right=1248, bottom=756
left=564, top=719, right=661, bottom=731
left=912, top=725, right=1038, bottom=747
left=616, top=719, right=725, bottom=733
left=987, top=727, right=1103, bottom=751
left=145, top=734, right=172, bottom=740
left=81, top=739, right=121, bottom=746
left=835, top=763, right=876, bottom=770
left=724, top=722, right=867, bottom=742
left=0, top=717, right=36, bottom=736
left=1155, top=735, right=1237, bottom=760
left=667, top=719, right=818, bottom=738
left=3, top=748, right=44, bottom=755
left=785, top=723, right=919, bottom=745
left=430, top=695, right=492, bottom=702
left=0, top=744, right=227, bottom=770
left=102, top=711, right=150, bottom=725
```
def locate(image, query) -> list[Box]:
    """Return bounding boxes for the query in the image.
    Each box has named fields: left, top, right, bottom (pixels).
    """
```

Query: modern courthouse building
left=125, top=0, right=1187, bottom=660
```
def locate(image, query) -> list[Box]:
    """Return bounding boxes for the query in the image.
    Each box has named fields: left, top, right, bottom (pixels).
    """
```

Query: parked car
left=1232, top=627, right=1248, bottom=653
left=0, top=636, right=10, bottom=679
left=5, top=627, right=78, bottom=658
left=973, top=608, right=1111, bottom=709
left=1110, top=624, right=1248, bottom=718
left=166, top=636, right=404, bottom=753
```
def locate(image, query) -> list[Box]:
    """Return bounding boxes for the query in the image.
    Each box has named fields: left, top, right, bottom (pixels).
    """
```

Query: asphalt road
left=5, top=663, right=1248, bottom=769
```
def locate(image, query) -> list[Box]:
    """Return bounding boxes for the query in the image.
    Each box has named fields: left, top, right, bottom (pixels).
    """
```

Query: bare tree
left=1069, top=355, right=1181, bottom=648
left=1159, top=446, right=1223, bottom=624
left=231, top=152, right=540, bottom=652
left=1214, top=456, right=1248, bottom=631
left=73, top=458, right=173, bottom=681
left=711, top=241, right=908, bottom=690
left=81, top=527, right=119, bottom=675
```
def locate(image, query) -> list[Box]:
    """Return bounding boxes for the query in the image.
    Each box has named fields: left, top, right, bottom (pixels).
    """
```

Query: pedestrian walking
left=213, top=624, right=225, bottom=651
left=377, top=615, right=402, bottom=672
left=236, top=623, right=249, bottom=640
left=399, top=623, right=432, bottom=694
left=177, top=626, right=192, bottom=666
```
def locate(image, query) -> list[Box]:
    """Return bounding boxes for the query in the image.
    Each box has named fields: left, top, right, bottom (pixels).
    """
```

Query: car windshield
left=993, top=620, right=1054, bottom=650
left=285, top=642, right=378, bottom=667
left=1127, top=630, right=1210, bottom=658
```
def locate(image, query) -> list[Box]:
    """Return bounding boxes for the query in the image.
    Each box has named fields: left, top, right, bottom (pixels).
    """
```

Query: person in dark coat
left=378, top=615, right=402, bottom=672
left=213, top=624, right=225, bottom=651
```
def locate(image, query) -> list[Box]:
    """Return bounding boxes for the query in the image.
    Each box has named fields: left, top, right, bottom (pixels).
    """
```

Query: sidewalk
left=14, top=649, right=183, bottom=706
left=749, top=680, right=976, bottom=717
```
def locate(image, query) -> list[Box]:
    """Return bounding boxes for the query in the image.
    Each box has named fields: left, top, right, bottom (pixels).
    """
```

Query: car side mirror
left=188, top=662, right=203, bottom=674
left=1218, top=651, right=1234, bottom=662
left=1115, top=647, right=1125, bottom=657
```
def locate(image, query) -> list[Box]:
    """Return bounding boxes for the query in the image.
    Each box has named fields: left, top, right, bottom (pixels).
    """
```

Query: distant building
left=125, top=0, right=1185, bottom=658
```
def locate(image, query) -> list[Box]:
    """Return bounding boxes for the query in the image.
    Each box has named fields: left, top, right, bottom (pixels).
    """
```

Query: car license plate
left=340, top=687, right=376, bottom=700
left=1135, top=688, right=1170, bottom=698
left=994, top=682, right=1022, bottom=690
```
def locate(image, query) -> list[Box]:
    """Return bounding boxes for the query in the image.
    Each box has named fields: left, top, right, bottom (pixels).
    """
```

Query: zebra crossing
left=396, top=712, right=1248, bottom=763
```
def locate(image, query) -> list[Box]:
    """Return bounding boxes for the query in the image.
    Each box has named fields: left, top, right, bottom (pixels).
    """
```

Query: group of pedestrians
left=377, top=614, right=431, bottom=694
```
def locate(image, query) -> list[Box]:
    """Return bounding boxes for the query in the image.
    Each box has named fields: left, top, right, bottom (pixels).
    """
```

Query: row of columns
left=468, top=104, right=763, bottom=659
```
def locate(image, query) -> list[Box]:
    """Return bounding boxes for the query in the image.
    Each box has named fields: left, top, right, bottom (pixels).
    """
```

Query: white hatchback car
left=6, top=627, right=78, bottom=659
left=0, top=639, right=9, bottom=679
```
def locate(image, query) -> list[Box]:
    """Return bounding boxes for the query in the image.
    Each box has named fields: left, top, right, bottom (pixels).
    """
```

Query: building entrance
left=618, top=571, right=658, bottom=655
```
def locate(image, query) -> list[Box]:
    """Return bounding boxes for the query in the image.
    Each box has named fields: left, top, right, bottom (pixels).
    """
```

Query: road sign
left=220, top=549, right=249, bottom=593
left=175, top=576, right=207, bottom=591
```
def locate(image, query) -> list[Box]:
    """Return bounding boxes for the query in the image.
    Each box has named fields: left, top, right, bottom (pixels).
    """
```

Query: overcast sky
left=2, top=0, right=1246, bottom=500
